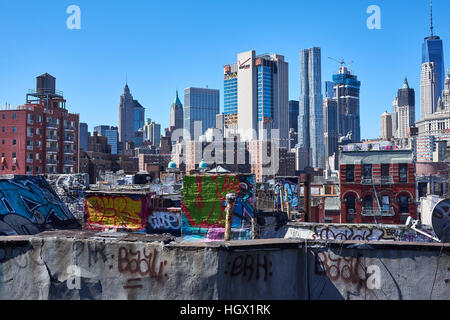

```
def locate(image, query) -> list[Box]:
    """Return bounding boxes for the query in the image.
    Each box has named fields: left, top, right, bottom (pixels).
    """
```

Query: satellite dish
left=432, top=199, right=450, bottom=242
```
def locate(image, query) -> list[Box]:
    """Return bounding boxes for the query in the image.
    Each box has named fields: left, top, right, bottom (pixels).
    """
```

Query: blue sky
left=0, top=0, right=449, bottom=139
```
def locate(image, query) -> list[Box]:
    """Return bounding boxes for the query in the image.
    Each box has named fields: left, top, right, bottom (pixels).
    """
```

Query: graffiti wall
left=0, top=175, right=81, bottom=236
left=146, top=209, right=181, bottom=236
left=181, top=174, right=255, bottom=241
left=274, top=177, right=299, bottom=210
left=45, top=174, right=88, bottom=226
left=85, top=192, right=152, bottom=232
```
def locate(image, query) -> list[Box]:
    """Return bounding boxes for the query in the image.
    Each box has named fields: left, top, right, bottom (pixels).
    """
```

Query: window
left=399, top=164, right=408, bottom=183
left=382, top=196, right=390, bottom=212
left=12, top=166, right=16, bottom=171
left=364, top=195, right=373, bottom=210
left=399, top=196, right=409, bottom=214
left=12, top=113, right=17, bottom=119
left=1, top=152, right=4, bottom=157
left=363, top=164, right=372, bottom=179
left=12, top=139, right=16, bottom=145
left=12, top=152, right=16, bottom=158
left=346, top=195, right=356, bottom=214
left=346, top=165, right=355, bottom=182
left=381, top=164, right=390, bottom=177
left=1, top=114, right=5, bottom=119
left=12, top=126, right=17, bottom=133
left=1, top=127, right=4, bottom=132
left=1, top=140, right=4, bottom=145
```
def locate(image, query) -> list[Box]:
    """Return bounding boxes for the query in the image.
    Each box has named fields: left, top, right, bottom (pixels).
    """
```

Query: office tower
left=380, top=111, right=393, bottom=140
left=118, top=84, right=145, bottom=145
left=396, top=78, right=416, bottom=139
left=224, top=50, right=289, bottom=147
left=170, top=90, right=183, bottom=130
left=392, top=97, right=399, bottom=138
left=333, top=66, right=361, bottom=143
left=422, top=0, right=445, bottom=96
left=0, top=73, right=79, bottom=175
left=420, top=62, right=439, bottom=119
left=298, top=47, right=324, bottom=168
left=184, top=87, right=220, bottom=141
left=94, top=125, right=119, bottom=154
left=441, top=71, right=450, bottom=111
left=324, top=81, right=335, bottom=99
left=324, top=97, right=339, bottom=161
left=79, top=122, right=89, bottom=152
left=144, top=119, right=161, bottom=148
left=288, top=100, right=299, bottom=149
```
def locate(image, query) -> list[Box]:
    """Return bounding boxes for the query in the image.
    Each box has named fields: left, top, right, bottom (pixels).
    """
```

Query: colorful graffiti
left=147, top=210, right=181, bottom=236
left=0, top=176, right=80, bottom=236
left=85, top=194, right=148, bottom=231
left=274, top=178, right=299, bottom=209
left=181, top=174, right=255, bottom=240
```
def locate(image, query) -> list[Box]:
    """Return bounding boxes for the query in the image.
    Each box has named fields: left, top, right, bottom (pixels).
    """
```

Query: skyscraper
left=380, top=111, right=393, bottom=140
left=422, top=0, right=445, bottom=96
left=170, top=90, right=183, bottom=130
left=323, top=97, right=338, bottom=160
left=144, top=119, right=161, bottom=148
left=79, top=122, right=89, bottom=152
left=396, top=77, right=416, bottom=139
left=333, top=66, right=361, bottom=143
left=94, top=125, right=119, bottom=155
left=118, top=84, right=145, bottom=145
left=288, top=100, right=299, bottom=148
left=223, top=50, right=289, bottom=146
left=420, top=62, right=439, bottom=119
left=184, top=87, right=220, bottom=141
left=298, top=47, right=324, bottom=169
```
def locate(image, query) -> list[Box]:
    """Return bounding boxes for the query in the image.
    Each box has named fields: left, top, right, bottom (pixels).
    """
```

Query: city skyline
left=1, top=0, right=450, bottom=140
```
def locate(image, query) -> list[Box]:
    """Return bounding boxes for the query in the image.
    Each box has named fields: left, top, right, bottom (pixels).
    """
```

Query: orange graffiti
left=86, top=196, right=143, bottom=230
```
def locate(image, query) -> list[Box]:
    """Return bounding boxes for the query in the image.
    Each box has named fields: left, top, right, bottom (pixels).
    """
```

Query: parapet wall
left=0, top=231, right=448, bottom=300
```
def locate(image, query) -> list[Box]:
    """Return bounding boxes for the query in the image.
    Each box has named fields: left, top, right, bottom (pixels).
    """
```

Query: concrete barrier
left=0, top=231, right=448, bottom=300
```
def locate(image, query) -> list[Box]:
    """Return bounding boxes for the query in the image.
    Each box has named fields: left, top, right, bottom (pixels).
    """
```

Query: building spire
left=403, top=77, right=410, bottom=89
left=430, top=0, right=434, bottom=37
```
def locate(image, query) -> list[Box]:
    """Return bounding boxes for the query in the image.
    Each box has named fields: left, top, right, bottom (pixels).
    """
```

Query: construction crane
left=328, top=57, right=354, bottom=68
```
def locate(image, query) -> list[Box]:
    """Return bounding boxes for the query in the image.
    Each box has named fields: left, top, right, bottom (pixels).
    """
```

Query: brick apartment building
left=339, top=150, right=417, bottom=224
left=0, top=73, right=79, bottom=175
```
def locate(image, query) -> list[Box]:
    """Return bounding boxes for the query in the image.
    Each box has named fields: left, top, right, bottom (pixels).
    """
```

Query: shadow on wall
left=0, top=176, right=81, bottom=236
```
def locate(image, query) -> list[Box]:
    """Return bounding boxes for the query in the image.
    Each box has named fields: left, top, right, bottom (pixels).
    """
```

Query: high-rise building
left=380, top=111, right=393, bottom=140
left=184, top=87, right=220, bottom=141
left=298, top=47, right=324, bottom=169
left=94, top=125, right=119, bottom=155
left=79, top=122, right=89, bottom=152
left=0, top=73, right=79, bottom=175
left=144, top=119, right=161, bottom=148
left=223, top=50, right=289, bottom=147
left=324, top=81, right=335, bottom=99
left=288, top=100, right=299, bottom=148
left=333, top=66, right=361, bottom=143
left=324, top=97, right=339, bottom=161
left=422, top=0, right=445, bottom=96
left=420, top=62, right=439, bottom=119
left=118, top=84, right=145, bottom=146
left=396, top=78, right=416, bottom=139
left=170, top=90, right=183, bottom=130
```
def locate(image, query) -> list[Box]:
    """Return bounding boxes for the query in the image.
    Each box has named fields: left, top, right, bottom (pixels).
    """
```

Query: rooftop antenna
left=328, top=57, right=354, bottom=68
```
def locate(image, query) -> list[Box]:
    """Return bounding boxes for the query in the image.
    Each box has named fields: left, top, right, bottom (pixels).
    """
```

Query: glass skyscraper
left=94, top=125, right=119, bottom=154
left=423, top=36, right=445, bottom=96
left=184, top=87, right=220, bottom=140
left=298, top=47, right=324, bottom=169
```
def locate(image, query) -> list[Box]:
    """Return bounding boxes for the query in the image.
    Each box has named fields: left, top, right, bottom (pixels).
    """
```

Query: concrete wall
left=0, top=231, right=448, bottom=300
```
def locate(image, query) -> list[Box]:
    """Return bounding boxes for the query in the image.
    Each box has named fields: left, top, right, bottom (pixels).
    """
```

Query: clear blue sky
left=0, top=0, right=449, bottom=139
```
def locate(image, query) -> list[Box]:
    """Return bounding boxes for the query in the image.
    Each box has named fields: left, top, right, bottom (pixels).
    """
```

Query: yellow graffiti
left=86, top=196, right=143, bottom=230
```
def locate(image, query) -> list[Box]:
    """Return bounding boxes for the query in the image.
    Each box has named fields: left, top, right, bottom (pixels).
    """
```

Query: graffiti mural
left=85, top=192, right=150, bottom=232
left=146, top=210, right=181, bottom=236
left=0, top=176, right=80, bottom=236
left=181, top=174, right=255, bottom=240
left=274, top=178, right=299, bottom=210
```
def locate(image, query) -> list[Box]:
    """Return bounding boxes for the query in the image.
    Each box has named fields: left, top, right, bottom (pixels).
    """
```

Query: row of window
left=345, top=164, right=409, bottom=183
left=345, top=195, right=410, bottom=214
left=1, top=113, right=17, bottom=119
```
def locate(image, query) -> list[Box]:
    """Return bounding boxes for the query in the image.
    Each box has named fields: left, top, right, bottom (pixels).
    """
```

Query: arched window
left=399, top=196, right=409, bottom=213
left=346, top=195, right=356, bottom=214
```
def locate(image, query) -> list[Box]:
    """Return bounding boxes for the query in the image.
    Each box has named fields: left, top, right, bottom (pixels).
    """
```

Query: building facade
left=94, top=125, right=119, bottom=155
left=0, top=73, right=79, bottom=175
left=339, top=150, right=417, bottom=225
left=170, top=90, right=183, bottom=131
left=420, top=62, right=439, bottom=119
left=79, top=122, right=89, bottom=152
left=288, top=100, right=299, bottom=148
left=380, top=111, right=393, bottom=140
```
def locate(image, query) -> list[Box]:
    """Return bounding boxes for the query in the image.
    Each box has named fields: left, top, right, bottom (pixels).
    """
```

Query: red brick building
left=339, top=150, right=416, bottom=224
left=0, top=73, right=79, bottom=175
